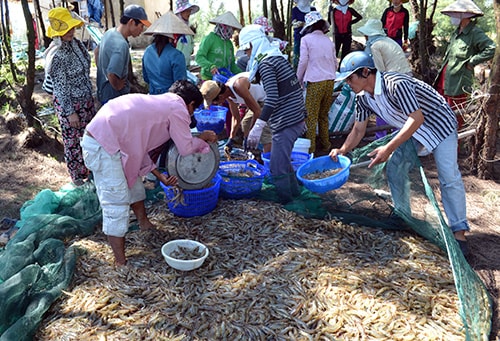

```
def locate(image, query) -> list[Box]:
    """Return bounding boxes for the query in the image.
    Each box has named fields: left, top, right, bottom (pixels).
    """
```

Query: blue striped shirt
left=356, top=72, right=457, bottom=152
left=258, top=56, right=306, bottom=132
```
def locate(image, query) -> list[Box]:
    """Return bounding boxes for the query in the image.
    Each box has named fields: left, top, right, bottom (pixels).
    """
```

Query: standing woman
left=327, top=0, right=362, bottom=61
left=291, top=0, right=316, bottom=70
left=46, top=7, right=96, bottom=186
left=381, top=0, right=410, bottom=48
left=142, top=11, right=195, bottom=94
left=195, top=11, right=243, bottom=81
left=174, top=0, right=199, bottom=68
left=297, top=12, right=337, bottom=154
left=435, top=0, right=495, bottom=130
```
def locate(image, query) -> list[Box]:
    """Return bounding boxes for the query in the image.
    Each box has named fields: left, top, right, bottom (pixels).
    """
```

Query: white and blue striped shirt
left=356, top=72, right=457, bottom=152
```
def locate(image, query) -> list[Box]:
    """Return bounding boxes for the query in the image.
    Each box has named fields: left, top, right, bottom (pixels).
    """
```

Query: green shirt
left=195, top=32, right=242, bottom=80
left=440, top=22, right=495, bottom=96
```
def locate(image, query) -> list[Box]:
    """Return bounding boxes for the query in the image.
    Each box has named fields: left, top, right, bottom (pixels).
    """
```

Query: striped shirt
left=258, top=56, right=306, bottom=132
left=356, top=72, right=457, bottom=152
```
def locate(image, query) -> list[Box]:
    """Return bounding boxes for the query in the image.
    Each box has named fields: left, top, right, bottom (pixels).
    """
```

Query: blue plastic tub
left=194, top=105, right=228, bottom=134
left=160, top=174, right=221, bottom=217
left=262, top=151, right=313, bottom=172
left=218, top=160, right=268, bottom=199
left=296, top=155, right=352, bottom=193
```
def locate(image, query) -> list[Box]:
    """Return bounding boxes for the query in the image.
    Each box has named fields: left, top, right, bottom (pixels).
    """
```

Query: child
left=327, top=0, right=362, bottom=61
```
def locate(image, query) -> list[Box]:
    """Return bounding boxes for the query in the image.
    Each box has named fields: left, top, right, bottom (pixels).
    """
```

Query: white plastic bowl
left=161, top=239, right=209, bottom=271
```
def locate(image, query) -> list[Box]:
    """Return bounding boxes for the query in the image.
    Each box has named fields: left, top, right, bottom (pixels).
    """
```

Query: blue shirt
left=142, top=42, right=187, bottom=95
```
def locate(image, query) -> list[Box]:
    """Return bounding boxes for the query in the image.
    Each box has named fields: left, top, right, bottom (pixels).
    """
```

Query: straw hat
left=144, top=11, right=195, bottom=36
left=47, top=7, right=84, bottom=38
left=200, top=81, right=222, bottom=107
left=209, top=11, right=242, bottom=29
left=441, top=0, right=484, bottom=17
left=174, top=0, right=200, bottom=15
left=357, top=19, right=386, bottom=37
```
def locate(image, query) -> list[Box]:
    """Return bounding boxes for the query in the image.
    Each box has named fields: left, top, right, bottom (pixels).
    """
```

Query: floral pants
left=54, top=97, right=96, bottom=185
left=304, top=80, right=335, bottom=154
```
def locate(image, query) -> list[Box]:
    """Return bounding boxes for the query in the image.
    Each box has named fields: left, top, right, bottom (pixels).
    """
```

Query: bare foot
left=114, top=260, right=127, bottom=267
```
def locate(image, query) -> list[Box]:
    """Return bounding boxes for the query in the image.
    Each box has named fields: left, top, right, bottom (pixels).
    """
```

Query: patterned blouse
left=49, top=39, right=93, bottom=116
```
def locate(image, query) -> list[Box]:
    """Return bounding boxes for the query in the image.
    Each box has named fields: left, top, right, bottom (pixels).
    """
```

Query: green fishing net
left=0, top=184, right=101, bottom=341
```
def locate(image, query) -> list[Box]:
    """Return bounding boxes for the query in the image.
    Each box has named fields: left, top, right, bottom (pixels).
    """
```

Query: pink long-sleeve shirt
left=296, top=30, right=337, bottom=84
left=86, top=93, right=209, bottom=188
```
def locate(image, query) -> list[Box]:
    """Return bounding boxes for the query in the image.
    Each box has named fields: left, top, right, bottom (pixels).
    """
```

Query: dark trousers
left=335, top=33, right=352, bottom=62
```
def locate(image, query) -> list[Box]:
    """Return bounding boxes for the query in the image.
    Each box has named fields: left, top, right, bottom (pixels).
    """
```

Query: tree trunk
left=247, top=0, right=252, bottom=24
left=262, top=0, right=268, bottom=18
left=19, top=0, right=37, bottom=128
left=270, top=0, right=285, bottom=40
left=108, top=0, right=115, bottom=28
left=471, top=0, right=499, bottom=180
left=33, top=0, right=50, bottom=49
left=238, top=0, right=244, bottom=26
left=1, top=0, right=17, bottom=82
left=119, top=0, right=124, bottom=18
left=408, top=0, right=437, bottom=83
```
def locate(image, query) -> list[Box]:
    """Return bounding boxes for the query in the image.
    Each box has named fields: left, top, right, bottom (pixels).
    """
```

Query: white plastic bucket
left=293, top=138, right=311, bottom=154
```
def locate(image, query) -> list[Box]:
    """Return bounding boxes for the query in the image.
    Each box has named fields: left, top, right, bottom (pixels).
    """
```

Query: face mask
left=450, top=17, right=461, bottom=26
left=392, top=2, right=401, bottom=8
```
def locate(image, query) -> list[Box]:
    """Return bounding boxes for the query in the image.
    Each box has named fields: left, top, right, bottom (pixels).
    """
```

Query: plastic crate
left=160, top=174, right=221, bottom=217
left=218, top=160, right=268, bottom=199
left=296, top=155, right=351, bottom=194
left=194, top=105, right=228, bottom=134
left=262, top=151, right=313, bottom=172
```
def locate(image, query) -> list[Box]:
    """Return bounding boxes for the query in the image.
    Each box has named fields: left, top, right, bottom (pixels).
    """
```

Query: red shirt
left=384, top=9, right=406, bottom=39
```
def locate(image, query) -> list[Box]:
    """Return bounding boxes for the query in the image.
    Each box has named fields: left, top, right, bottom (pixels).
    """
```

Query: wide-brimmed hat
left=123, top=4, right=151, bottom=27
left=357, top=19, right=386, bottom=37
left=387, top=0, right=410, bottom=3
left=174, top=0, right=200, bottom=15
left=253, top=16, right=274, bottom=33
left=441, top=0, right=483, bottom=17
left=47, top=7, right=84, bottom=38
left=300, top=11, right=325, bottom=34
left=144, top=11, right=195, bottom=36
left=238, top=24, right=266, bottom=50
left=209, top=11, right=242, bottom=29
left=200, top=81, right=222, bottom=107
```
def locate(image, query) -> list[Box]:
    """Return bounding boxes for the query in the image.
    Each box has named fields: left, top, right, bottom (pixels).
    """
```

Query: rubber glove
left=246, top=119, right=266, bottom=149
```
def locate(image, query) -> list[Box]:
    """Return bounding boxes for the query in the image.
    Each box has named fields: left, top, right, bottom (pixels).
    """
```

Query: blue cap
left=336, top=51, right=375, bottom=82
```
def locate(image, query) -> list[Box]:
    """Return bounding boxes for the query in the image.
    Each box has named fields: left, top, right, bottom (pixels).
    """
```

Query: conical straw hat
left=209, top=11, right=242, bottom=29
left=144, top=11, right=195, bottom=36
left=441, top=0, right=483, bottom=17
